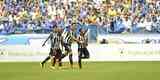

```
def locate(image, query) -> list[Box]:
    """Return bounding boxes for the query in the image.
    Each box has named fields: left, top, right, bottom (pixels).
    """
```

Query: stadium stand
left=0, top=0, right=159, bottom=35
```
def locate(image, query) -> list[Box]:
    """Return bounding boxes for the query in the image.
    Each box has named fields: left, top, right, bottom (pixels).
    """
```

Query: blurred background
left=0, top=0, right=159, bottom=35
left=0, top=0, right=160, bottom=61
left=0, top=1, right=160, bottom=79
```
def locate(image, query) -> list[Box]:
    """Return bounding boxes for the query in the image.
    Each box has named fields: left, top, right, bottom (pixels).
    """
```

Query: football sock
left=69, top=54, right=73, bottom=66
left=78, top=57, right=82, bottom=69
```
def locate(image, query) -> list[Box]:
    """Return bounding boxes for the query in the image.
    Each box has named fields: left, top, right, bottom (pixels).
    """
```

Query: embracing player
left=61, top=23, right=78, bottom=68
left=77, top=28, right=90, bottom=69
left=41, top=27, right=63, bottom=69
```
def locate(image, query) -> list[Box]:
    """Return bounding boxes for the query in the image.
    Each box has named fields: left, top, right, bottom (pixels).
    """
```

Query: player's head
left=79, top=28, right=85, bottom=36
left=52, top=26, right=58, bottom=33
left=57, top=27, right=63, bottom=33
left=71, top=23, right=77, bottom=32
left=56, top=27, right=61, bottom=36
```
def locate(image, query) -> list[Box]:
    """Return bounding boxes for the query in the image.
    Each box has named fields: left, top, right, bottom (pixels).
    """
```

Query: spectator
left=0, top=0, right=159, bottom=35
left=123, top=15, right=132, bottom=32
left=0, top=22, right=4, bottom=33
left=144, top=16, right=152, bottom=32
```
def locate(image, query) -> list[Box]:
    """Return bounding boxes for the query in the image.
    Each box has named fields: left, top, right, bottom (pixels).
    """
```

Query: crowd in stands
left=0, top=0, right=159, bottom=35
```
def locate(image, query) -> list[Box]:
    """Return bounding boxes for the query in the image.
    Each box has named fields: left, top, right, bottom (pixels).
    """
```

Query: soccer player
left=41, top=27, right=63, bottom=69
left=61, top=23, right=77, bottom=68
left=50, top=27, right=63, bottom=69
left=77, top=28, right=90, bottom=69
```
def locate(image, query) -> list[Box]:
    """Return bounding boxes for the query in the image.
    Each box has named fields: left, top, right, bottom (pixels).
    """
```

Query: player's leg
left=61, top=44, right=69, bottom=58
left=69, top=52, right=73, bottom=68
left=50, top=49, right=62, bottom=69
left=68, top=45, right=73, bottom=68
left=62, top=50, right=73, bottom=68
left=61, top=44, right=73, bottom=68
left=80, top=48, right=86, bottom=59
left=58, top=58, right=62, bottom=66
left=41, top=56, right=50, bottom=68
left=58, top=58, right=62, bottom=69
left=41, top=48, right=52, bottom=68
left=51, top=57, right=56, bottom=66
left=57, top=49, right=62, bottom=68
left=78, top=48, right=83, bottom=69
left=50, top=56, right=56, bottom=69
left=83, top=48, right=90, bottom=59
left=61, top=50, right=68, bottom=58
left=41, top=56, right=50, bottom=64
left=50, top=49, right=56, bottom=69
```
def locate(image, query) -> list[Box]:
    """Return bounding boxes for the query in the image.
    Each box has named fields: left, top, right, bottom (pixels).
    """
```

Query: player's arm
left=84, top=29, right=89, bottom=45
left=76, top=35, right=83, bottom=44
left=85, top=35, right=88, bottom=46
left=60, top=36, right=64, bottom=50
left=84, top=28, right=88, bottom=35
left=76, top=36, right=80, bottom=43
left=42, top=34, right=51, bottom=47
left=72, top=35, right=79, bottom=42
left=71, top=32, right=79, bottom=42
left=61, top=29, right=64, bottom=47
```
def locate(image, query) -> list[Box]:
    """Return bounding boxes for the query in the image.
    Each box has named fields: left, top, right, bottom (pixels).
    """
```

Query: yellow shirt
left=22, top=10, right=28, bottom=18
left=89, top=15, right=97, bottom=24
left=108, top=9, right=117, bottom=17
left=123, top=4, right=130, bottom=10
left=18, top=11, right=23, bottom=17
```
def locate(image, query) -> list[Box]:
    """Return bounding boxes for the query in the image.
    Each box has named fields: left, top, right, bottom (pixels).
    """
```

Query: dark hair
left=53, top=24, right=58, bottom=28
left=79, top=28, right=82, bottom=32
left=71, top=23, right=77, bottom=25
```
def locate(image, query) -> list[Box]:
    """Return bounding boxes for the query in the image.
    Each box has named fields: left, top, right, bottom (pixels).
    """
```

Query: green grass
left=0, top=61, right=160, bottom=80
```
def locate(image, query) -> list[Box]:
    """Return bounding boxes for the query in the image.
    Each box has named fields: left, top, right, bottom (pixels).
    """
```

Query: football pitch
left=0, top=61, right=160, bottom=80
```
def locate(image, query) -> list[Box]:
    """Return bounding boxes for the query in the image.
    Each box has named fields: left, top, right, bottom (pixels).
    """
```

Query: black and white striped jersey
left=62, top=30, right=75, bottom=45
left=77, top=34, right=88, bottom=48
left=49, top=32, right=62, bottom=49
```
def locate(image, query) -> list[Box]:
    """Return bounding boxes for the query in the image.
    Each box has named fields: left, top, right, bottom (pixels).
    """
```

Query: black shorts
left=63, top=43, right=72, bottom=52
left=78, top=48, right=90, bottom=59
left=49, top=48, right=62, bottom=59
